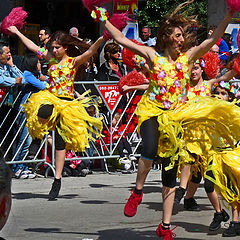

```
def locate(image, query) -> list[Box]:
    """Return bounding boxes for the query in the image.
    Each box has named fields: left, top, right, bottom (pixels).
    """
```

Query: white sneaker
left=124, top=163, right=131, bottom=170
left=129, top=154, right=137, bottom=161
left=15, top=169, right=29, bottom=179
left=119, top=157, right=131, bottom=165
left=22, top=170, right=36, bottom=179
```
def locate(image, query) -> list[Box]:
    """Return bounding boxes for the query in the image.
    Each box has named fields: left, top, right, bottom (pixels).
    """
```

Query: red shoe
left=156, top=224, right=176, bottom=240
left=124, top=190, right=143, bottom=217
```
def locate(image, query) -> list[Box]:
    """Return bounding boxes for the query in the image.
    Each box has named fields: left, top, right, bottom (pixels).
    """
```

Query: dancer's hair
left=50, top=31, right=90, bottom=57
left=155, top=0, right=198, bottom=52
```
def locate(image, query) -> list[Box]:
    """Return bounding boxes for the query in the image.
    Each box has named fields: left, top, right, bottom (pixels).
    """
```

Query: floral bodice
left=46, top=57, right=76, bottom=99
left=148, top=52, right=190, bottom=109
left=187, top=80, right=211, bottom=100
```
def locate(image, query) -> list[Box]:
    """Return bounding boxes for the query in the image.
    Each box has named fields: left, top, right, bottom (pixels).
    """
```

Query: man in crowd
left=38, top=27, right=51, bottom=75
left=139, top=26, right=156, bottom=47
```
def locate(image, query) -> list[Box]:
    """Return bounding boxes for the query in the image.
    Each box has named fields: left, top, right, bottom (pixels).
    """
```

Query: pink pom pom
left=104, top=13, right=130, bottom=40
left=1, top=7, right=28, bottom=35
left=118, top=70, right=146, bottom=94
left=226, top=0, right=240, bottom=12
left=82, top=0, right=112, bottom=12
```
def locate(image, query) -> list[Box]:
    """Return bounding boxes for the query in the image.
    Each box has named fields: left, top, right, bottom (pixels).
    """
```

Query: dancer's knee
left=204, top=179, right=214, bottom=193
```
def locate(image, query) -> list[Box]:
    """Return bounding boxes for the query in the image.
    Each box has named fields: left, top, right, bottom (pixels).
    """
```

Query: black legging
left=204, top=167, right=215, bottom=193
left=37, top=104, right=65, bottom=150
left=140, top=117, right=179, bottom=188
left=116, top=138, right=132, bottom=158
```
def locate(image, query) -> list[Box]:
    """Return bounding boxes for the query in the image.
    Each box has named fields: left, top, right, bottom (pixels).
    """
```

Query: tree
left=138, top=0, right=207, bottom=42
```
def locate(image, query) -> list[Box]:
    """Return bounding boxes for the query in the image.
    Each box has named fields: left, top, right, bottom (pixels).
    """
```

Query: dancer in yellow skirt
left=205, top=82, right=240, bottom=237
left=7, top=26, right=104, bottom=200
left=93, top=0, right=239, bottom=238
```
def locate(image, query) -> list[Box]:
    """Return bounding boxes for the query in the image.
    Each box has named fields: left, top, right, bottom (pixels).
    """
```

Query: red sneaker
left=156, top=224, right=176, bottom=240
left=124, top=190, right=143, bottom=217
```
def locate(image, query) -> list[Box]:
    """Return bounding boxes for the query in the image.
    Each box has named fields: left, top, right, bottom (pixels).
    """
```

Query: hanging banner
left=114, top=0, right=138, bottom=15
left=98, top=85, right=121, bottom=112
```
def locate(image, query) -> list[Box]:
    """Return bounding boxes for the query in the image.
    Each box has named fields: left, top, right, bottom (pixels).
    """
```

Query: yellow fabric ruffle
left=205, top=147, right=240, bottom=209
left=23, top=90, right=103, bottom=152
left=136, top=95, right=240, bottom=171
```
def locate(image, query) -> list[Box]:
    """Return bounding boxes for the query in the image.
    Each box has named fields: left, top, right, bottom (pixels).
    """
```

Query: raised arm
left=73, top=36, right=104, bottom=69
left=188, top=8, right=235, bottom=62
left=103, top=20, right=155, bottom=67
left=7, top=26, right=51, bottom=60
left=209, top=69, right=237, bottom=89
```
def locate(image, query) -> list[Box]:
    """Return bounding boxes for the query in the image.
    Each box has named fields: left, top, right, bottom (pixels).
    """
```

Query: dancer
left=7, top=26, right=104, bottom=200
left=205, top=81, right=240, bottom=237
left=175, top=56, right=237, bottom=209
left=91, top=1, right=238, bottom=238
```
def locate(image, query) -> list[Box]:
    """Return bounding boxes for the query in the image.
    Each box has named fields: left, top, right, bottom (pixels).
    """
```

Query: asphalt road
left=1, top=170, right=237, bottom=240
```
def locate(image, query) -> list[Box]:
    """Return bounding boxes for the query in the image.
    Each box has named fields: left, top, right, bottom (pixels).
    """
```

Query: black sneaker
left=209, top=209, right=230, bottom=231
left=184, top=197, right=201, bottom=211
left=49, top=178, right=61, bottom=200
left=222, top=221, right=240, bottom=237
left=174, top=187, right=185, bottom=204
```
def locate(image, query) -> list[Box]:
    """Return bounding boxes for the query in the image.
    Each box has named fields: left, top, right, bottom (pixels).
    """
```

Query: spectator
left=209, top=44, right=219, bottom=55
left=12, top=53, right=47, bottom=179
left=38, top=27, right=51, bottom=75
left=0, top=152, right=12, bottom=231
left=102, top=111, right=136, bottom=170
left=96, top=42, right=127, bottom=81
left=138, top=26, right=156, bottom=47
left=0, top=42, right=22, bottom=87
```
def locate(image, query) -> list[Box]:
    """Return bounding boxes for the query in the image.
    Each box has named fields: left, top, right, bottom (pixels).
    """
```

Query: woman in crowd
left=90, top=1, right=239, bottom=238
left=96, top=42, right=127, bottom=81
left=7, top=26, right=104, bottom=200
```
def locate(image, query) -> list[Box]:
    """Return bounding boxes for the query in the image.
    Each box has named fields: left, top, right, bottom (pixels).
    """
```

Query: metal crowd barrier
left=0, top=80, right=143, bottom=176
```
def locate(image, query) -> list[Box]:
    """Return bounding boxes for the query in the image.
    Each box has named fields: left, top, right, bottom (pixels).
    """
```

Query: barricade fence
left=0, top=80, right=143, bottom=176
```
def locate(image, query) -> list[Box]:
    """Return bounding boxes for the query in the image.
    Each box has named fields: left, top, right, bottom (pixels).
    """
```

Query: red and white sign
left=98, top=85, right=121, bottom=111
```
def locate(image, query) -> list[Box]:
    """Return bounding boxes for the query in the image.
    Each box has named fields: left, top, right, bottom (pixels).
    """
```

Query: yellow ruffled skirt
left=136, top=94, right=240, bottom=171
left=205, top=147, right=240, bottom=209
left=23, top=90, right=103, bottom=152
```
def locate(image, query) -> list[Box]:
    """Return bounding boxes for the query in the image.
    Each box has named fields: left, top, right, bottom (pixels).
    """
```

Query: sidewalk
left=1, top=171, right=236, bottom=240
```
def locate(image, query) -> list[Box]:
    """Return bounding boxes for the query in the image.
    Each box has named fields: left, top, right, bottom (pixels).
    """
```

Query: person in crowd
left=209, top=44, right=219, bottom=55
left=7, top=25, right=104, bottom=200
left=96, top=42, right=127, bottom=81
left=12, top=53, right=47, bottom=179
left=0, top=151, right=12, bottom=231
left=38, top=27, right=51, bottom=75
left=208, top=26, right=230, bottom=64
left=223, top=32, right=233, bottom=62
left=138, top=26, right=156, bottom=47
left=102, top=111, right=136, bottom=170
left=0, top=42, right=22, bottom=87
left=94, top=1, right=239, bottom=238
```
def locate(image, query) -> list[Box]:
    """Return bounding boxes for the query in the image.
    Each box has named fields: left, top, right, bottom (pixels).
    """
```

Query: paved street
left=1, top=170, right=237, bottom=240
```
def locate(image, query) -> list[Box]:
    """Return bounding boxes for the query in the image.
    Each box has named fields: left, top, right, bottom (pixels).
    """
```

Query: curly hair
left=155, top=0, right=198, bottom=52
left=104, top=42, right=121, bottom=61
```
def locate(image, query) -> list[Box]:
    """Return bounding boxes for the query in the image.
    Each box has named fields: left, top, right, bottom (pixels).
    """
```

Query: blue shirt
left=0, top=64, right=23, bottom=87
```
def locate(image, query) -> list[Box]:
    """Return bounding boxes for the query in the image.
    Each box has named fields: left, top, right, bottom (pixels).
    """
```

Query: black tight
left=140, top=117, right=178, bottom=188
left=116, top=138, right=132, bottom=158
left=204, top=169, right=215, bottom=193
left=37, top=104, right=65, bottom=150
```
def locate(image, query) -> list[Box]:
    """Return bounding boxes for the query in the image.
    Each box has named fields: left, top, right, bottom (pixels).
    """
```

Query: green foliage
left=138, top=0, right=207, bottom=28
